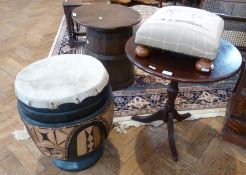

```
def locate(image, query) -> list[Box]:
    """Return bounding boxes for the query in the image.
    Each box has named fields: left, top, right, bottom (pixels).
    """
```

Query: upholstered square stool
left=135, top=6, right=224, bottom=73
left=15, top=54, right=114, bottom=171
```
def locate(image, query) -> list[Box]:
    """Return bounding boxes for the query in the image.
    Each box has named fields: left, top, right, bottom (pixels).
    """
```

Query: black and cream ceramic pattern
left=23, top=102, right=114, bottom=160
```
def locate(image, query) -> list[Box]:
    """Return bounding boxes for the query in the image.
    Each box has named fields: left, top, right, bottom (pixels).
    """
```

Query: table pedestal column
left=132, top=81, right=191, bottom=161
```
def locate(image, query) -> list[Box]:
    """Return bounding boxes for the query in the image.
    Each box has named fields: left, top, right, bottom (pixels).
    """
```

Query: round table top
left=125, top=37, right=242, bottom=83
left=72, top=4, right=141, bottom=30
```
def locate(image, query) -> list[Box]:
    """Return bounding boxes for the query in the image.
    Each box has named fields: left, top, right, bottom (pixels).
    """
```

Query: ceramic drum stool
left=15, top=54, right=114, bottom=171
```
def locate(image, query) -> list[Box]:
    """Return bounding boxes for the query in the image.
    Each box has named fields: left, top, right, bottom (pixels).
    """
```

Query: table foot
left=131, top=108, right=166, bottom=123
left=131, top=108, right=190, bottom=161
left=167, top=112, right=178, bottom=161
left=131, top=80, right=191, bottom=162
left=174, top=110, right=191, bottom=121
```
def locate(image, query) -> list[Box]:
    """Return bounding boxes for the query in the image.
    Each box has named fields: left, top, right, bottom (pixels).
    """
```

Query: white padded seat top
left=135, top=6, right=224, bottom=60
left=15, top=54, right=109, bottom=109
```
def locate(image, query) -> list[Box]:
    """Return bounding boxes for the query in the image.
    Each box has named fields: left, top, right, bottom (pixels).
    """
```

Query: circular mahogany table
left=72, top=4, right=141, bottom=90
left=125, top=36, right=242, bottom=161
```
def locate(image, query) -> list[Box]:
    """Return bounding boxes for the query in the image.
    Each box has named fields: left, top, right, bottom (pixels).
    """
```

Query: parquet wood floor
left=0, top=0, right=246, bottom=174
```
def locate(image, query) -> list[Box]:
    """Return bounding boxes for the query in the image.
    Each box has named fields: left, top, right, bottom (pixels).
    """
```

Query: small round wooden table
left=125, top=36, right=242, bottom=161
left=72, top=4, right=141, bottom=90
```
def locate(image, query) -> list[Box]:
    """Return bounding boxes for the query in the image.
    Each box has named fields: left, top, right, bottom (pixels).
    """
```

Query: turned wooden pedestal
left=125, top=36, right=242, bottom=161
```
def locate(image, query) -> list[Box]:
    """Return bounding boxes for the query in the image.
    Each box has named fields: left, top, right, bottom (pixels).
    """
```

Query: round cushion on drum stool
left=15, top=54, right=114, bottom=171
left=15, top=54, right=109, bottom=109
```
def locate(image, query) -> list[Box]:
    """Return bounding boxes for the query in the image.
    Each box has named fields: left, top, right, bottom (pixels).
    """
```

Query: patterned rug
left=48, top=6, right=239, bottom=127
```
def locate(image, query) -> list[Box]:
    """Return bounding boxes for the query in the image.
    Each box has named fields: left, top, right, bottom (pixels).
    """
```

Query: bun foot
left=195, top=58, right=214, bottom=73
left=135, top=45, right=150, bottom=58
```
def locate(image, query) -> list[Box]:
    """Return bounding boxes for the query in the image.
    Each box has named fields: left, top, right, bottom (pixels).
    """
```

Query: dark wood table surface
left=72, top=4, right=141, bottom=30
left=72, top=4, right=141, bottom=90
left=125, top=36, right=242, bottom=161
left=126, top=37, right=242, bottom=83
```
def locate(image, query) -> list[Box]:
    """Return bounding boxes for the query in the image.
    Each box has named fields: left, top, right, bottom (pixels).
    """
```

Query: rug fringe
left=48, top=16, right=65, bottom=57
left=12, top=127, right=30, bottom=141
left=113, top=108, right=226, bottom=133
left=12, top=108, right=226, bottom=140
